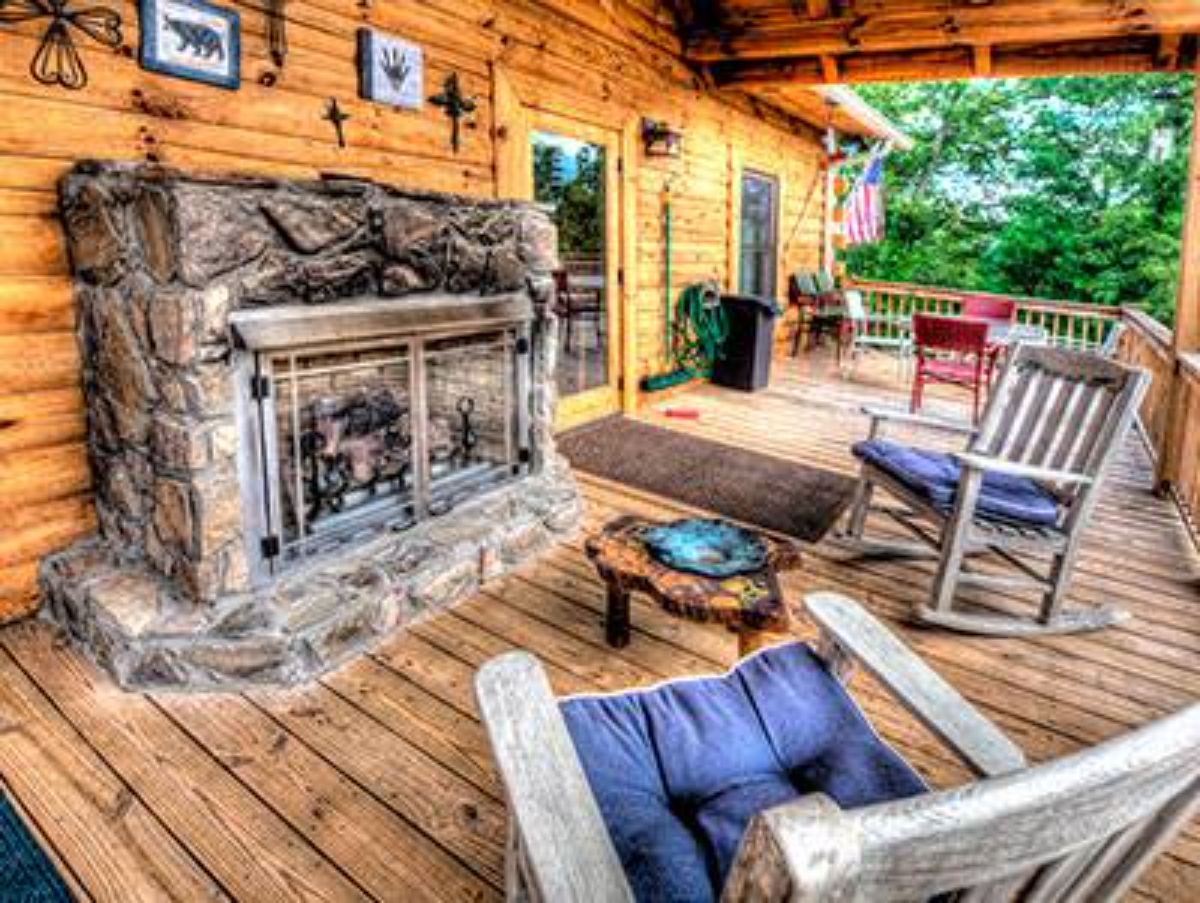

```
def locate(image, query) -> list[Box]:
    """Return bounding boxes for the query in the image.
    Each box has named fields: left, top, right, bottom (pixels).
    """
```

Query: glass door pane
left=532, top=131, right=609, bottom=401
left=739, top=171, right=779, bottom=299
left=422, top=331, right=520, bottom=516
left=270, top=342, right=416, bottom=561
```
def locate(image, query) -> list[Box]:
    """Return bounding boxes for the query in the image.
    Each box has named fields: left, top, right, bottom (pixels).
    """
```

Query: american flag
left=843, top=153, right=886, bottom=246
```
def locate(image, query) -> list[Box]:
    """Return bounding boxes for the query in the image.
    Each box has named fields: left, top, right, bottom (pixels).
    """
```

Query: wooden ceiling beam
left=710, top=0, right=1199, bottom=25
left=709, top=36, right=1196, bottom=87
left=683, top=1, right=1200, bottom=61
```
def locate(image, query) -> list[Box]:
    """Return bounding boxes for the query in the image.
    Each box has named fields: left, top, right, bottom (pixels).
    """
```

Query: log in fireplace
left=42, top=163, right=581, bottom=690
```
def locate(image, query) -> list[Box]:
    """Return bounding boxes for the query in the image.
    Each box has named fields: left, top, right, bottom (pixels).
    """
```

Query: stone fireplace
left=42, top=163, right=581, bottom=690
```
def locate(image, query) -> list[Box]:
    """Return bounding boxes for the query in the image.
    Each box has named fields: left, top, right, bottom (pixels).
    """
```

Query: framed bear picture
left=139, top=0, right=240, bottom=90
left=358, top=28, right=423, bottom=110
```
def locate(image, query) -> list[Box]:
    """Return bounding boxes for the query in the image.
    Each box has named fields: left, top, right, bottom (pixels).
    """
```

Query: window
left=739, top=171, right=779, bottom=299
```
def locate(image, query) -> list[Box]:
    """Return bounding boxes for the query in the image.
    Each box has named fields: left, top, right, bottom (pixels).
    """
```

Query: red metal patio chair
left=911, top=313, right=990, bottom=424
left=960, top=296, right=1016, bottom=322
left=961, top=296, right=1017, bottom=385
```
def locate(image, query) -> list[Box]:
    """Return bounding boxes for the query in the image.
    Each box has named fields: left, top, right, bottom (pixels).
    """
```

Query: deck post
left=1174, top=78, right=1200, bottom=355
left=1158, top=78, right=1200, bottom=491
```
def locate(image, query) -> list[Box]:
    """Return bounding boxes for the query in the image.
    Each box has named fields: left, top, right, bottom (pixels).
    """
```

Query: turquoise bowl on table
left=640, top=518, right=768, bottom=578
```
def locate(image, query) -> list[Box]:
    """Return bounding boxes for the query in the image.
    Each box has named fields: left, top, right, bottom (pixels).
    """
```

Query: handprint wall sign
left=380, top=46, right=410, bottom=94
left=357, top=28, right=422, bottom=110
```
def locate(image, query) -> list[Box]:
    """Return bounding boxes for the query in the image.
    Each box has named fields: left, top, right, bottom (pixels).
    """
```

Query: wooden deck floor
left=1, top=351, right=1197, bottom=902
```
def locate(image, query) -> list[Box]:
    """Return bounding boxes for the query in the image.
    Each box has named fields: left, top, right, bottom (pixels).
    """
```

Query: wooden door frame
left=492, top=64, right=639, bottom=430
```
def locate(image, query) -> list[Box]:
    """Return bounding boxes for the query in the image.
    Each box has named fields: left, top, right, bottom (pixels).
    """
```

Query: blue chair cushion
left=560, top=643, right=925, bottom=902
left=852, top=439, right=1060, bottom=527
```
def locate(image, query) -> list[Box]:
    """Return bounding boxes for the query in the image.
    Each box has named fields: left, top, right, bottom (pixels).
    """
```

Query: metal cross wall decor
left=429, top=73, right=476, bottom=154
left=323, top=97, right=351, bottom=149
left=0, top=0, right=123, bottom=90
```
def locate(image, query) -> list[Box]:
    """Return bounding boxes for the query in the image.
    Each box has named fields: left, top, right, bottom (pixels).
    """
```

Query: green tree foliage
left=846, top=76, right=1195, bottom=324
left=533, top=140, right=605, bottom=256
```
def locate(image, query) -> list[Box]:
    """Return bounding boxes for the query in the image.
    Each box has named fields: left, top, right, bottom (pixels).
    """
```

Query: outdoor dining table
left=979, top=319, right=1049, bottom=349
left=890, top=316, right=1048, bottom=348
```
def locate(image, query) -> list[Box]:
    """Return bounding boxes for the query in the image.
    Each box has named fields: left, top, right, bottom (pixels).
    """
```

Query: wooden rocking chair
left=475, top=592, right=1200, bottom=902
left=841, top=344, right=1150, bottom=636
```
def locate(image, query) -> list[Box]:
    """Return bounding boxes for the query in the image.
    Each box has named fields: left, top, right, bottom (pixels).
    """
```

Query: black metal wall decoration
left=0, top=0, right=123, bottom=90
left=323, top=97, right=350, bottom=149
left=429, top=73, right=476, bottom=154
left=266, top=0, right=286, bottom=68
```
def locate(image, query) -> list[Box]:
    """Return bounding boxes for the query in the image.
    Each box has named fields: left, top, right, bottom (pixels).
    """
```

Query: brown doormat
left=558, top=417, right=856, bottom=543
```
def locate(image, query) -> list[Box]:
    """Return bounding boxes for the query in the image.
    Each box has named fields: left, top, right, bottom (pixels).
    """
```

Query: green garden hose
left=671, top=282, right=728, bottom=379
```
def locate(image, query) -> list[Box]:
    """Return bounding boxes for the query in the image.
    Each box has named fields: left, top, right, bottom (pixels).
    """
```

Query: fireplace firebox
left=233, top=295, right=534, bottom=576
left=42, top=163, right=581, bottom=690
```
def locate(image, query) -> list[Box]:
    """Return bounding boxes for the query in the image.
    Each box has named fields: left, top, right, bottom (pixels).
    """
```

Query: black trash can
left=711, top=294, right=780, bottom=392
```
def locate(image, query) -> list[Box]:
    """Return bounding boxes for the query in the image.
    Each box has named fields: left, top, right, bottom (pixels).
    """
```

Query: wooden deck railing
left=1172, top=355, right=1200, bottom=540
left=845, top=279, right=1197, bottom=547
left=846, top=279, right=1123, bottom=350
left=1118, top=310, right=1176, bottom=457
left=1119, top=310, right=1200, bottom=544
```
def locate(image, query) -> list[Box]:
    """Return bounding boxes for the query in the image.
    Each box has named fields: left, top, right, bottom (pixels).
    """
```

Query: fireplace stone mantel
left=41, top=162, right=581, bottom=690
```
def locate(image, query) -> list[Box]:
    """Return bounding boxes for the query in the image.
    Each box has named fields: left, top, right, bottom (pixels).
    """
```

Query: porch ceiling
left=672, top=0, right=1200, bottom=87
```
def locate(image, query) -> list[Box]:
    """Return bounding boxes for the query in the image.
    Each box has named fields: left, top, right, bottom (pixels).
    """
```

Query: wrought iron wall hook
left=266, top=0, right=287, bottom=68
left=429, top=73, right=477, bottom=154
left=0, top=0, right=123, bottom=90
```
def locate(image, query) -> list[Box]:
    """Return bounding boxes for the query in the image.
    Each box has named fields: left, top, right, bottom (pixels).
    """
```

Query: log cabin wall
left=0, top=0, right=827, bottom=616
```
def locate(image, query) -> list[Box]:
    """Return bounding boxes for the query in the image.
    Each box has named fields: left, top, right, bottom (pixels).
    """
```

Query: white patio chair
left=839, top=289, right=912, bottom=379
left=475, top=592, right=1200, bottom=902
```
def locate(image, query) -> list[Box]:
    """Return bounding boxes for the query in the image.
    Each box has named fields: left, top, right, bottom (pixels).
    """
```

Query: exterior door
left=526, top=112, right=624, bottom=431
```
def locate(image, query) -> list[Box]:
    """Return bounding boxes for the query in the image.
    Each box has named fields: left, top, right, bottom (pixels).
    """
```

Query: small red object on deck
left=663, top=407, right=700, bottom=420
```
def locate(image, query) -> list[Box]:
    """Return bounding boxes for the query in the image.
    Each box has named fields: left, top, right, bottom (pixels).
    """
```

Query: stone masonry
left=41, top=162, right=581, bottom=690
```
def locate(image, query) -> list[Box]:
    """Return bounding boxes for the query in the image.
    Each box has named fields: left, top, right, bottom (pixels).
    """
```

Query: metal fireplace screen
left=255, top=328, right=528, bottom=568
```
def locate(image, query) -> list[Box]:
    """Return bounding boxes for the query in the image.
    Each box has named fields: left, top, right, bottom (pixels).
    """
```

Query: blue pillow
left=853, top=439, right=1060, bottom=527
left=561, top=643, right=925, bottom=902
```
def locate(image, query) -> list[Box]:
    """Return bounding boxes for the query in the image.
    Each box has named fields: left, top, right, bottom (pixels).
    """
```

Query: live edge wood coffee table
left=585, top=515, right=804, bottom=659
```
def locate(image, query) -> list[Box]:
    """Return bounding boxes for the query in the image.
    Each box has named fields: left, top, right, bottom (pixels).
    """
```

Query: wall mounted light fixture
left=641, top=118, right=683, bottom=158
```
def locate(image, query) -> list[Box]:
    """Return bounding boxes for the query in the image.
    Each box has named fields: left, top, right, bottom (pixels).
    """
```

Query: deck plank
left=0, top=623, right=369, bottom=902
left=0, top=350, right=1195, bottom=901
left=247, top=681, right=508, bottom=890
left=158, top=691, right=497, bottom=902
left=0, top=647, right=225, bottom=902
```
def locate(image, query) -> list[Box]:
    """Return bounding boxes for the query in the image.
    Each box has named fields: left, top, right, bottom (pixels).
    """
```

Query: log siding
left=0, top=0, right=835, bottom=615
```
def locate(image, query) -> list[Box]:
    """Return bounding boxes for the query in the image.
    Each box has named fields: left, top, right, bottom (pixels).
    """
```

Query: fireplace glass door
left=269, top=342, right=418, bottom=561
left=424, top=331, right=524, bottom=516
left=250, top=326, right=531, bottom=572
